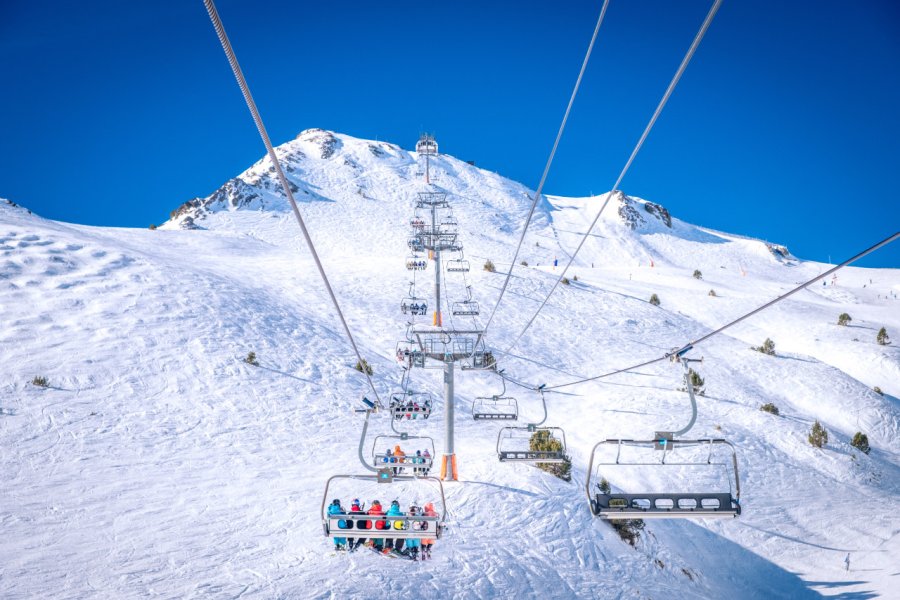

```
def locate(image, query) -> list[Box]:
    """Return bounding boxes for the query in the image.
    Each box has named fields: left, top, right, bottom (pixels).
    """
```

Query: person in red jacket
left=367, top=500, right=387, bottom=551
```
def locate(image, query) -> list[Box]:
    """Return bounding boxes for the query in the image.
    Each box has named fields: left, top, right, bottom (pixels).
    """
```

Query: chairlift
left=408, top=236, right=425, bottom=253
left=372, top=433, right=436, bottom=475
left=321, top=473, right=446, bottom=541
left=585, top=438, right=741, bottom=520
left=496, top=389, right=566, bottom=463
left=446, top=252, right=470, bottom=273
left=410, top=216, right=425, bottom=230
left=451, top=285, right=479, bottom=316
left=390, top=391, right=434, bottom=420
left=473, top=396, right=518, bottom=420
left=400, top=288, right=428, bottom=316
left=406, top=255, right=427, bottom=271
left=473, top=372, right=517, bottom=420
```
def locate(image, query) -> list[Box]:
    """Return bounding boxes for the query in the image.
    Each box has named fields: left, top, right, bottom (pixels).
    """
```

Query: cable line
left=504, top=0, right=723, bottom=356
left=540, top=230, right=899, bottom=391
left=203, top=0, right=383, bottom=405
left=480, top=0, right=610, bottom=340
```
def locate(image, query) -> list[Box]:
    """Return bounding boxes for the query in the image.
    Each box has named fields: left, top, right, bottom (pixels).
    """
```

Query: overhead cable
left=203, top=0, right=383, bottom=405
left=504, top=0, right=723, bottom=355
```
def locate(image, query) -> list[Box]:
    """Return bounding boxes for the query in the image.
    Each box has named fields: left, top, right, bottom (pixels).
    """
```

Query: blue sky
left=1, top=0, right=897, bottom=267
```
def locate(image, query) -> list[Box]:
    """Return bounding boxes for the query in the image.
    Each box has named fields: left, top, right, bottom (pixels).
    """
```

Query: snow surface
left=1, top=130, right=899, bottom=599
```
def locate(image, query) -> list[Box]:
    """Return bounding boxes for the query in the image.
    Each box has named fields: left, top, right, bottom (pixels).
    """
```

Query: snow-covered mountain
left=2, top=130, right=898, bottom=599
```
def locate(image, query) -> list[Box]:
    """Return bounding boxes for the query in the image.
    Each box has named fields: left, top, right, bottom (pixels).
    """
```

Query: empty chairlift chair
left=585, top=438, right=741, bottom=519
left=497, top=425, right=568, bottom=463
left=452, top=285, right=479, bottom=316
left=473, top=395, right=518, bottom=420
left=446, top=256, right=470, bottom=272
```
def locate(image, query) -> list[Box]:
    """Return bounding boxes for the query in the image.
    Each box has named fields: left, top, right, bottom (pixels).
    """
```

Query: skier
left=383, top=448, right=393, bottom=466
left=349, top=499, right=365, bottom=551
left=393, top=445, right=406, bottom=474
left=414, top=450, right=424, bottom=475
left=422, top=449, right=432, bottom=474
left=421, top=501, right=438, bottom=559
left=327, top=499, right=348, bottom=551
left=404, top=505, right=422, bottom=560
left=367, top=500, right=387, bottom=551
left=844, top=553, right=850, bottom=572
left=385, top=500, right=405, bottom=553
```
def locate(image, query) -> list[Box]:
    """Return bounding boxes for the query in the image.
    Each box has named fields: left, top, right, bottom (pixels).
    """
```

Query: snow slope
left=1, top=130, right=899, bottom=599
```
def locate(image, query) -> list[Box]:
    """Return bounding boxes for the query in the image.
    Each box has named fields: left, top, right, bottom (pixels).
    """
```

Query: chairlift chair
left=473, top=396, right=518, bottom=420
left=321, top=474, right=446, bottom=541
left=372, top=433, right=436, bottom=475
left=446, top=257, right=470, bottom=272
left=585, top=438, right=741, bottom=520
left=408, top=236, right=425, bottom=253
left=496, top=425, right=568, bottom=463
left=410, top=216, right=425, bottom=231
left=401, top=297, right=428, bottom=316
left=390, top=391, right=434, bottom=420
left=406, top=254, right=427, bottom=271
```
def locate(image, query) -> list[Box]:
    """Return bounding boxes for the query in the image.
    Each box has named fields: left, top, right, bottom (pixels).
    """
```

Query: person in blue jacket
left=328, top=499, right=349, bottom=551
left=385, top=499, right=405, bottom=553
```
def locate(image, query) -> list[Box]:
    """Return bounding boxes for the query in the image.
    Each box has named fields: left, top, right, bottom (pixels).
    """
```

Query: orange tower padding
left=433, top=311, right=442, bottom=326
left=440, top=454, right=458, bottom=481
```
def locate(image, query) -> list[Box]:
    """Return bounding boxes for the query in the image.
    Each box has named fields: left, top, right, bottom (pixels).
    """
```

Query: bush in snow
left=529, top=429, right=572, bottom=482
left=483, top=259, right=496, bottom=273
left=760, top=402, right=780, bottom=415
left=649, top=293, right=660, bottom=306
left=693, top=269, right=702, bottom=280
left=708, top=289, right=717, bottom=297
left=354, top=359, right=373, bottom=375
left=876, top=327, right=890, bottom=345
left=837, top=313, right=851, bottom=326
left=573, top=275, right=579, bottom=282
left=851, top=432, right=870, bottom=455
left=520, top=260, right=528, bottom=267
left=597, top=477, right=611, bottom=494
left=873, top=386, right=883, bottom=396
left=31, top=376, right=49, bottom=388
left=561, top=277, right=570, bottom=285
left=244, top=352, right=259, bottom=366
left=610, top=519, right=645, bottom=547
left=754, top=338, right=776, bottom=355
left=688, top=369, right=705, bottom=395
left=148, top=224, right=157, bottom=230
left=808, top=420, right=828, bottom=448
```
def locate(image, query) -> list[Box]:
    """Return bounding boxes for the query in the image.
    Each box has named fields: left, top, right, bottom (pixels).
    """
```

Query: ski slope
left=2, top=130, right=899, bottom=599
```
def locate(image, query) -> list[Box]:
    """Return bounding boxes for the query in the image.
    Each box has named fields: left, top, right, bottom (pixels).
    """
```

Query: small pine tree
left=561, top=277, right=570, bottom=285
left=573, top=275, right=578, bottom=282
left=244, top=351, right=259, bottom=366
left=808, top=419, right=828, bottom=448
left=873, top=386, right=883, bottom=396
left=688, top=368, right=705, bottom=395
left=482, top=351, right=497, bottom=370
left=149, top=224, right=157, bottom=230
left=693, top=269, right=702, bottom=280
left=649, top=293, right=660, bottom=306
left=354, top=358, right=373, bottom=375
left=529, top=430, right=572, bottom=481
left=597, top=477, right=611, bottom=494
left=850, top=432, right=870, bottom=455
left=876, top=327, right=890, bottom=345
left=837, top=313, right=851, bottom=326
left=520, top=260, right=528, bottom=267
left=754, top=338, right=776, bottom=355
left=760, top=402, right=780, bottom=415
left=31, top=376, right=49, bottom=388
left=484, top=259, right=496, bottom=273
left=708, top=289, right=717, bottom=297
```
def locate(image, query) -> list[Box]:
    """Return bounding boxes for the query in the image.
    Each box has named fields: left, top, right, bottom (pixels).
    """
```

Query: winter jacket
left=386, top=503, right=405, bottom=530
left=421, top=502, right=438, bottom=544
left=368, top=502, right=387, bottom=530
left=327, top=503, right=348, bottom=544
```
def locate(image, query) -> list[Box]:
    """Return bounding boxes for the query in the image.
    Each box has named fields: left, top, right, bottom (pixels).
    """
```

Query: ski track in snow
left=1, top=131, right=899, bottom=599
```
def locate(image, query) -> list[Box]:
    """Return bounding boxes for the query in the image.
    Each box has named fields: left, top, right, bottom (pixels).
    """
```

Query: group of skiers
left=406, top=259, right=427, bottom=271
left=380, top=444, right=432, bottom=475
left=389, top=397, right=432, bottom=420
left=327, top=498, right=438, bottom=560
left=401, top=300, right=428, bottom=316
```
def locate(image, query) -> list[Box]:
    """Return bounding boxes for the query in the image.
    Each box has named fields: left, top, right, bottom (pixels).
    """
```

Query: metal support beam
left=440, top=360, right=458, bottom=480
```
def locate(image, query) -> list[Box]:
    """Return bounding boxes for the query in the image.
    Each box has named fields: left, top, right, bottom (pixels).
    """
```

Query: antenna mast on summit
left=416, top=133, right=438, bottom=185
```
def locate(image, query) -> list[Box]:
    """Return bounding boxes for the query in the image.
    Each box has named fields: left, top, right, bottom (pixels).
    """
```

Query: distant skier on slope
left=844, top=553, right=850, bottom=571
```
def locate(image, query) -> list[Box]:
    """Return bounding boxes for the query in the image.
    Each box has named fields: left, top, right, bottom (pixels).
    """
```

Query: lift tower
left=406, top=190, right=491, bottom=480
left=416, top=134, right=439, bottom=185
